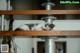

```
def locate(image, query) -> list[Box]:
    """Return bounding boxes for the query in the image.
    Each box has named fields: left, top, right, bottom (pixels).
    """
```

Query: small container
left=58, top=48, right=63, bottom=53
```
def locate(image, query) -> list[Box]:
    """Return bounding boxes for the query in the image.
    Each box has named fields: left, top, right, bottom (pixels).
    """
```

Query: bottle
left=58, top=48, right=63, bottom=53
left=1, top=37, right=9, bottom=53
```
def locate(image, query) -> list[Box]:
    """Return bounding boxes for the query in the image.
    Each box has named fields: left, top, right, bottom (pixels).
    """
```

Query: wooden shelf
left=0, top=10, right=80, bottom=37
left=0, top=30, right=80, bottom=36
left=0, top=10, right=80, bottom=15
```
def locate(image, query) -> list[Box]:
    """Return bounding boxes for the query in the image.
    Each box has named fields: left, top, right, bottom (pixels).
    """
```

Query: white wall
left=13, top=20, right=44, bottom=30
left=0, top=0, right=7, bottom=10
left=13, top=20, right=80, bottom=30
left=66, top=38, right=80, bottom=53
left=12, top=37, right=33, bottom=53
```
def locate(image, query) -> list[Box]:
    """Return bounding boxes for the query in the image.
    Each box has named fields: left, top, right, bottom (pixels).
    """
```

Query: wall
left=13, top=20, right=44, bottom=30
left=11, top=37, right=33, bottom=53
left=66, top=38, right=80, bottom=53
left=0, top=0, right=7, bottom=10
left=13, top=20, right=80, bottom=30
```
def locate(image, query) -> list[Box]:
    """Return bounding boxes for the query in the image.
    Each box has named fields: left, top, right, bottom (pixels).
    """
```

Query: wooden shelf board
left=0, top=10, right=80, bottom=15
left=0, top=30, right=80, bottom=36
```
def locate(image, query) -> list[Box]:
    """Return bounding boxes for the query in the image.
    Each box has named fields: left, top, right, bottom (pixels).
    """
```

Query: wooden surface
left=0, top=10, right=80, bottom=15
left=0, top=10, right=80, bottom=37
left=0, top=30, right=80, bottom=36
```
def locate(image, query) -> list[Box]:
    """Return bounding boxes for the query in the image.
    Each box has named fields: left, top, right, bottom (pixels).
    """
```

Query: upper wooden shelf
left=0, top=30, right=80, bottom=36
left=0, top=10, right=80, bottom=15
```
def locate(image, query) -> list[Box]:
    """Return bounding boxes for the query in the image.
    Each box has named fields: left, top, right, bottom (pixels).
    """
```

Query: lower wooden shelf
left=0, top=30, right=80, bottom=36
